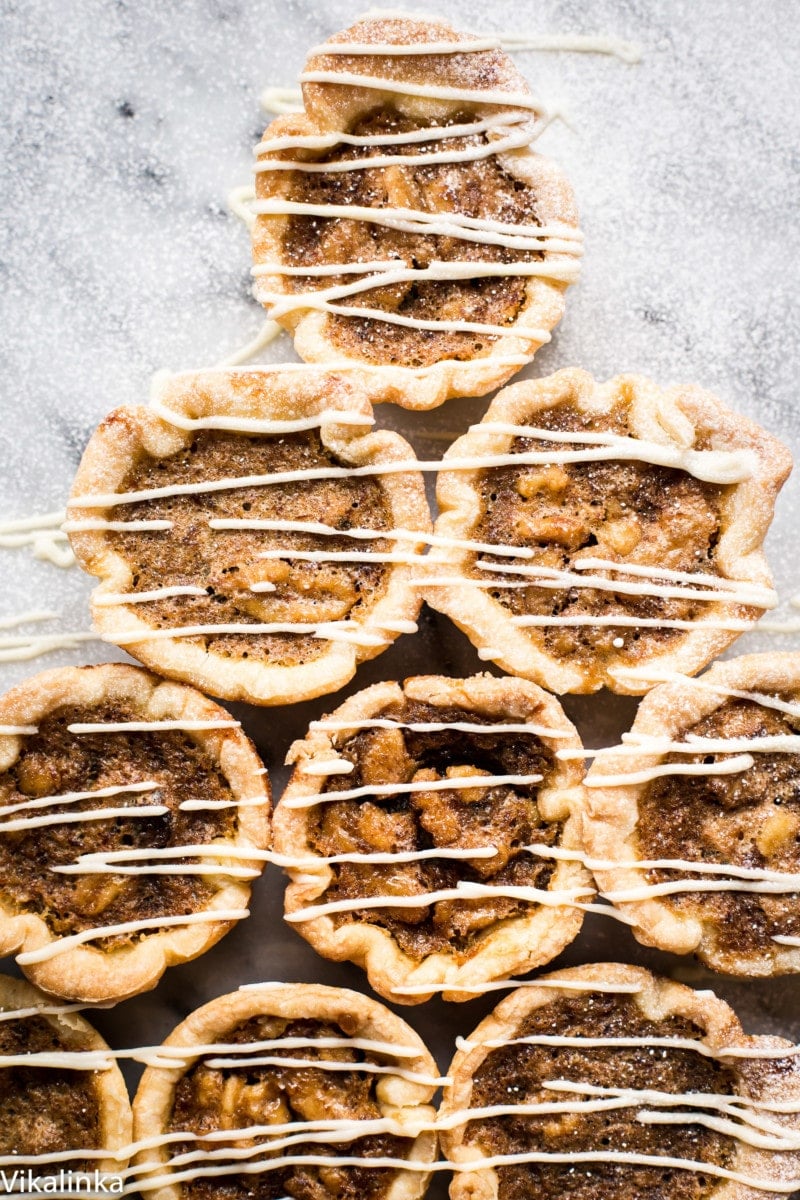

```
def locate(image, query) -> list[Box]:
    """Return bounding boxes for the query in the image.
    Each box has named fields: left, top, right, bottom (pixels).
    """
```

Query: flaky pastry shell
left=425, top=367, right=791, bottom=694
left=252, top=15, right=579, bottom=410
left=440, top=962, right=800, bottom=1200
left=0, top=663, right=269, bottom=1003
left=132, top=982, right=438, bottom=1200
left=582, top=652, right=800, bottom=976
left=0, top=972, right=132, bottom=1171
left=275, top=673, right=588, bottom=1005
left=67, top=369, right=431, bottom=705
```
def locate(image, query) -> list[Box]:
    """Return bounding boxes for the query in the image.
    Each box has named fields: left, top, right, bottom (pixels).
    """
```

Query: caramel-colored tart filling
left=109, top=429, right=392, bottom=666
left=637, top=697, right=800, bottom=958
left=429, top=368, right=790, bottom=694
left=68, top=375, right=430, bottom=703
left=276, top=110, right=544, bottom=367
left=133, top=986, right=435, bottom=1199
left=0, top=1012, right=101, bottom=1165
left=474, top=407, right=727, bottom=684
left=251, top=15, right=580, bottom=407
left=461, top=992, right=736, bottom=1200
left=165, top=1016, right=421, bottom=1200
left=0, top=698, right=236, bottom=945
left=0, top=665, right=268, bottom=1002
left=277, top=678, right=584, bottom=1002
left=0, top=975, right=131, bottom=1169
left=306, top=701, right=557, bottom=957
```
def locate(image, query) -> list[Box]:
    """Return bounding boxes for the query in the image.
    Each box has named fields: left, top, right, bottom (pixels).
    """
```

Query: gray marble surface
left=1, top=0, right=800, bottom=1188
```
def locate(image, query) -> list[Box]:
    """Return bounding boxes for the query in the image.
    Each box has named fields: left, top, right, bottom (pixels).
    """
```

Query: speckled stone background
left=1, top=0, right=799, bottom=1188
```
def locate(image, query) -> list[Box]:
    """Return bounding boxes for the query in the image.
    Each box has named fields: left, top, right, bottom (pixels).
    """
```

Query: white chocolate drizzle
left=62, top=518, right=173, bottom=533
left=259, top=260, right=579, bottom=320
left=16, top=909, right=251, bottom=964
left=584, top=753, right=754, bottom=787
left=0, top=612, right=100, bottom=663
left=256, top=111, right=525, bottom=154
left=281, top=771, right=543, bottom=809
left=68, top=440, right=765, bottom=510
left=272, top=845, right=499, bottom=868
left=251, top=199, right=579, bottom=250
left=457, top=1032, right=800, bottom=1062
left=0, top=802, right=168, bottom=835
left=475, top=423, right=755, bottom=485
left=285, top=882, right=593, bottom=923
left=308, top=33, right=642, bottom=64
left=0, top=510, right=75, bottom=568
left=309, top=716, right=569, bottom=737
left=103, top=622, right=393, bottom=648
left=297, top=70, right=546, bottom=113
left=259, top=86, right=302, bottom=114
left=254, top=124, right=534, bottom=173
left=0, top=780, right=159, bottom=818
left=94, top=586, right=208, bottom=606
left=147, top=402, right=373, bottom=434
left=227, top=182, right=257, bottom=229
left=474, top=560, right=774, bottom=607
left=216, top=318, right=283, bottom=366
left=66, top=719, right=241, bottom=733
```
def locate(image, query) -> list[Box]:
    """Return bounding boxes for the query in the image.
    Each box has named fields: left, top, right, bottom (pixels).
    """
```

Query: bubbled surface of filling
left=0, top=699, right=237, bottom=946
left=462, top=992, right=738, bottom=1200
left=264, top=108, right=547, bottom=367
left=472, top=403, right=737, bottom=686
left=0, top=1014, right=102, bottom=1165
left=108, top=429, right=393, bottom=666
left=168, top=1016, right=417, bottom=1200
left=636, top=696, right=800, bottom=959
left=305, top=699, right=561, bottom=960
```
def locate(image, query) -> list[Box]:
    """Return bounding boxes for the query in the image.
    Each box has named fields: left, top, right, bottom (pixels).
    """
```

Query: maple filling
left=109, top=429, right=392, bottom=665
left=473, top=405, right=731, bottom=683
left=168, top=1016, right=417, bottom=1200
left=306, top=699, right=560, bottom=960
left=0, top=1014, right=101, bottom=1166
left=0, top=699, right=236, bottom=946
left=273, top=109, right=546, bottom=366
left=463, top=992, right=737, bottom=1200
left=637, top=696, right=800, bottom=956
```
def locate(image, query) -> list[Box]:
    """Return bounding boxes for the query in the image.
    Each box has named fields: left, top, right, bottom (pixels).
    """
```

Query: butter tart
left=583, top=652, right=800, bottom=976
left=67, top=368, right=430, bottom=706
left=426, top=367, right=791, bottom=694
left=0, top=663, right=270, bottom=1003
left=132, top=981, right=438, bottom=1200
left=441, top=962, right=800, bottom=1200
left=252, top=14, right=580, bottom=410
left=0, top=973, right=132, bottom=1173
left=274, top=673, right=588, bottom=1005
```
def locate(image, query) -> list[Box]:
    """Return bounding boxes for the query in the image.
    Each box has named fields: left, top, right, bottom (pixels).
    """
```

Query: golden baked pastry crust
left=0, top=663, right=269, bottom=1003
left=582, top=652, right=800, bottom=976
left=0, top=972, right=132, bottom=1170
left=252, top=15, right=579, bottom=410
left=441, top=962, right=800, bottom=1200
left=132, top=982, right=438, bottom=1200
left=274, top=673, right=588, bottom=1005
left=67, top=369, right=430, bottom=705
left=426, top=367, right=791, bottom=694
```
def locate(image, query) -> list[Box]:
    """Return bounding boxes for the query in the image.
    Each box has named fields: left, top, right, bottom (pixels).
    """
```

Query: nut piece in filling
left=440, top=962, right=800, bottom=1200
left=132, top=982, right=438, bottom=1200
left=274, top=673, right=588, bottom=1005
left=0, top=973, right=132, bottom=1174
left=252, top=14, right=580, bottom=410
left=425, top=368, right=791, bottom=694
left=583, top=652, right=800, bottom=976
left=67, top=369, right=430, bottom=706
left=0, top=664, right=270, bottom=1003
